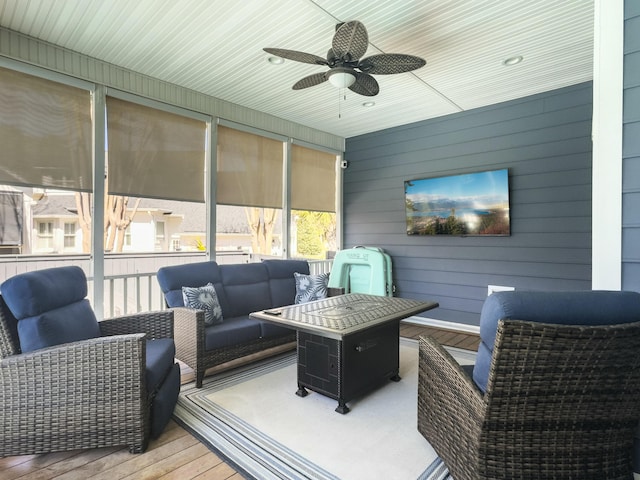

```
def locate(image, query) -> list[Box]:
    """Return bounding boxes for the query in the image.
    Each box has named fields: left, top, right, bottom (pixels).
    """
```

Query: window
left=36, top=222, right=54, bottom=250
left=291, top=145, right=338, bottom=259
left=216, top=126, right=284, bottom=257
left=104, top=95, right=208, bottom=253
left=155, top=221, right=165, bottom=250
left=63, top=222, right=76, bottom=248
left=0, top=65, right=92, bottom=257
left=124, top=226, right=132, bottom=247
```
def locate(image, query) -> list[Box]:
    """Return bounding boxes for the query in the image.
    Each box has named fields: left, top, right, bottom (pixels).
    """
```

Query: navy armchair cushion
left=473, top=290, right=640, bottom=393
left=0, top=266, right=100, bottom=353
left=150, top=363, right=180, bottom=438
left=17, top=299, right=100, bottom=352
left=146, top=338, right=177, bottom=393
left=1, top=266, right=88, bottom=319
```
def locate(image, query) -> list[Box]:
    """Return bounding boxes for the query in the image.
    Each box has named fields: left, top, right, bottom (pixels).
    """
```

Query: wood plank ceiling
left=0, top=0, right=594, bottom=139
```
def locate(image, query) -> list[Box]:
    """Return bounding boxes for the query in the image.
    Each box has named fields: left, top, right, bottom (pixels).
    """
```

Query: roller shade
left=216, top=126, right=283, bottom=208
left=107, top=97, right=206, bottom=202
left=0, top=67, right=92, bottom=191
left=291, top=144, right=336, bottom=212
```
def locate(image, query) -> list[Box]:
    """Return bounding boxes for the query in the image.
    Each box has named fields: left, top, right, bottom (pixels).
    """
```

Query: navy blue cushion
left=1, top=266, right=88, bottom=319
left=157, top=261, right=222, bottom=308
left=17, top=300, right=100, bottom=353
left=473, top=290, right=640, bottom=393
left=262, top=259, right=310, bottom=307
left=219, top=263, right=272, bottom=317
left=146, top=338, right=177, bottom=394
left=150, top=362, right=180, bottom=439
left=204, top=316, right=262, bottom=350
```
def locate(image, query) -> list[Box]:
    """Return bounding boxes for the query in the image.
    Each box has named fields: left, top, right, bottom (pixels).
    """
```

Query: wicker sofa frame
left=418, top=318, right=640, bottom=480
left=172, top=306, right=295, bottom=388
left=0, top=294, right=175, bottom=457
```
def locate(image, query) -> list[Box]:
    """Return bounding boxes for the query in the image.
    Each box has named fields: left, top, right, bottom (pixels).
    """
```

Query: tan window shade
left=0, top=67, right=92, bottom=191
left=106, top=97, right=206, bottom=202
left=291, top=144, right=336, bottom=212
left=216, top=126, right=283, bottom=208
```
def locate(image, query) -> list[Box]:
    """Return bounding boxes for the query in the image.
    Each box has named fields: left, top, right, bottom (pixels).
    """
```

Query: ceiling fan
left=263, top=20, right=426, bottom=97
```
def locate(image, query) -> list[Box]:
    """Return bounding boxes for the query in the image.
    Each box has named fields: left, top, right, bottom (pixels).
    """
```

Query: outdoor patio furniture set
left=3, top=262, right=640, bottom=480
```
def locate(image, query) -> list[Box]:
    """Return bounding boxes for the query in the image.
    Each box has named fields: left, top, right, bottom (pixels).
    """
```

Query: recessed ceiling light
left=267, top=56, right=284, bottom=65
left=362, top=101, right=376, bottom=107
left=502, top=55, right=523, bottom=66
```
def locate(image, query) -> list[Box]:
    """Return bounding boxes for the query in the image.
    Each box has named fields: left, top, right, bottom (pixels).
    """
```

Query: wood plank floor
left=1, top=323, right=478, bottom=479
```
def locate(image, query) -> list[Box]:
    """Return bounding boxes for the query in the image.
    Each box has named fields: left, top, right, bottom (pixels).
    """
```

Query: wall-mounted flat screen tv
left=405, top=169, right=510, bottom=236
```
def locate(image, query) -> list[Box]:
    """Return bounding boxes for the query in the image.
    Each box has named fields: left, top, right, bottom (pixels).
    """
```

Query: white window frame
left=63, top=221, right=76, bottom=249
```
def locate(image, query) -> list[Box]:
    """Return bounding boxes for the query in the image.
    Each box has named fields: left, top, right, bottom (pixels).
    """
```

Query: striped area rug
left=174, top=338, right=465, bottom=479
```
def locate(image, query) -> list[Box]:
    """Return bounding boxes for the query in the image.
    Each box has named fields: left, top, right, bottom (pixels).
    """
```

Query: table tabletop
left=250, top=293, right=438, bottom=340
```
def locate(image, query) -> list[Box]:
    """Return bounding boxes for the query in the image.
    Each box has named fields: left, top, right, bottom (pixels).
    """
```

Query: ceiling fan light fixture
left=267, top=56, right=285, bottom=65
left=327, top=69, right=356, bottom=88
left=362, top=101, right=376, bottom=107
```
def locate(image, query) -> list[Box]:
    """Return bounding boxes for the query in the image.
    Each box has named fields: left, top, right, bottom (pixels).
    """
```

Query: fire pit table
left=250, top=293, right=438, bottom=413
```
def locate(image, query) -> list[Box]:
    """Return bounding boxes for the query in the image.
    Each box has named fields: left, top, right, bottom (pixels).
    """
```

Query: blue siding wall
left=622, top=0, right=640, bottom=291
left=344, top=83, right=593, bottom=326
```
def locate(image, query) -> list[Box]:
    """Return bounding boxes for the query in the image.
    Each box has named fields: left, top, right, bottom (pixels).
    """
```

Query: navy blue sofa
left=157, top=259, right=310, bottom=387
left=0, top=266, right=180, bottom=456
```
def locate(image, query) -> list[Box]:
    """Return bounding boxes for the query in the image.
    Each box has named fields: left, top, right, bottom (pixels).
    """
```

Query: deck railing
left=0, top=252, right=333, bottom=319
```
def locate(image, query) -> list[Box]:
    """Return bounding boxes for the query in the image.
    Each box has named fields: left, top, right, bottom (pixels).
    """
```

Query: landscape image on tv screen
left=405, top=169, right=510, bottom=236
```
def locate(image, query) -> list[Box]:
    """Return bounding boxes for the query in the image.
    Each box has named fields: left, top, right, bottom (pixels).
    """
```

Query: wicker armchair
left=418, top=291, right=640, bottom=480
left=0, top=266, right=180, bottom=457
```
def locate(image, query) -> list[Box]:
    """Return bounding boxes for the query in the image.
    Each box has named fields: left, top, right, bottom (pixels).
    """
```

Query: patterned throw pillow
left=294, top=272, right=329, bottom=304
left=182, top=283, right=224, bottom=326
